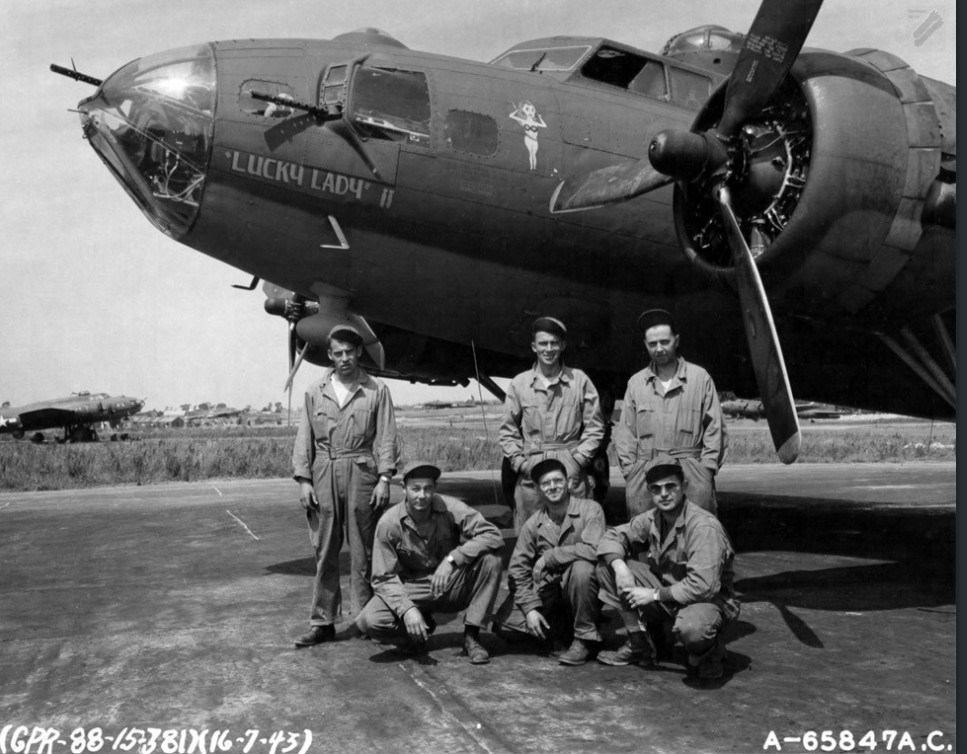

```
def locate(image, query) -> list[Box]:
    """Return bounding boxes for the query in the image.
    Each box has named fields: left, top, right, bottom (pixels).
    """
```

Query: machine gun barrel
left=50, top=64, right=103, bottom=87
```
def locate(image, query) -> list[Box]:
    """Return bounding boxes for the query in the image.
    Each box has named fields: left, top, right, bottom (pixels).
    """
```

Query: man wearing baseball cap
left=292, top=324, right=399, bottom=648
left=356, top=461, right=504, bottom=664
left=498, top=316, right=606, bottom=532
left=614, top=308, right=727, bottom=517
left=492, top=457, right=606, bottom=666
left=595, top=456, right=739, bottom=680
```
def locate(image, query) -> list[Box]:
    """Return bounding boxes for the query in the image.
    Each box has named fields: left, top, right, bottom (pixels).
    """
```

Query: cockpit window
left=668, top=68, right=710, bottom=109
left=77, top=44, right=215, bottom=239
left=491, top=46, right=589, bottom=71
left=629, top=61, right=668, bottom=100
left=581, top=46, right=650, bottom=88
left=349, top=66, right=431, bottom=145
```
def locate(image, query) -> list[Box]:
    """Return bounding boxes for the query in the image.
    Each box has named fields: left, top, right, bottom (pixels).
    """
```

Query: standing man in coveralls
left=292, top=324, right=398, bottom=647
left=615, top=309, right=727, bottom=517
left=499, top=316, right=606, bottom=532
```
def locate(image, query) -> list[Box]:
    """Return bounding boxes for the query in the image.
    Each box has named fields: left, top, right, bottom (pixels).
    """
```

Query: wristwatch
left=446, top=555, right=456, bottom=565
left=379, top=474, right=391, bottom=483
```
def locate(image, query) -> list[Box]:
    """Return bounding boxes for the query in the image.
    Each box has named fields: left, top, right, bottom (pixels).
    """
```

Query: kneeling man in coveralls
left=356, top=461, right=504, bottom=664
left=493, top=457, right=605, bottom=666
left=596, top=456, right=740, bottom=680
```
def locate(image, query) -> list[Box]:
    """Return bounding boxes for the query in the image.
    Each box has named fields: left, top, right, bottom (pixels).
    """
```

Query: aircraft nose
left=77, top=44, right=216, bottom=239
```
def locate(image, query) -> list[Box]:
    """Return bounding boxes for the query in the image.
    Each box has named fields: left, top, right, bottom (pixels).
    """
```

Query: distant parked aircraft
left=0, top=392, right=144, bottom=443
left=721, top=398, right=843, bottom=421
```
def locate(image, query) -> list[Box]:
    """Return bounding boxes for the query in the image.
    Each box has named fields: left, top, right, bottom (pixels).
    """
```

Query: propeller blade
left=717, top=0, right=825, bottom=137
left=717, top=186, right=801, bottom=463
left=284, top=342, right=309, bottom=394
left=288, top=322, right=297, bottom=372
left=551, top=159, right=672, bottom=212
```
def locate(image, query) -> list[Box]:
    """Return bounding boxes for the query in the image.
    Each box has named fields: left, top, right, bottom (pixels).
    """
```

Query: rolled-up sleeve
left=292, top=392, right=315, bottom=481
left=664, top=521, right=727, bottom=605
left=371, top=519, right=416, bottom=618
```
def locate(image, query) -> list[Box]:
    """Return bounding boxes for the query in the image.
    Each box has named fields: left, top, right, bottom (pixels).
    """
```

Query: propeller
left=552, top=0, right=824, bottom=462
left=718, top=187, right=800, bottom=461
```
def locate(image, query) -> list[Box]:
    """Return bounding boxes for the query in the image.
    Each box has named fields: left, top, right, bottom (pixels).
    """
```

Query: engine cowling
left=675, top=48, right=955, bottom=328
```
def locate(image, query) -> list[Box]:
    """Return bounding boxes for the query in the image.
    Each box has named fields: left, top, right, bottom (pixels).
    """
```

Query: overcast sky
left=1, top=0, right=955, bottom=411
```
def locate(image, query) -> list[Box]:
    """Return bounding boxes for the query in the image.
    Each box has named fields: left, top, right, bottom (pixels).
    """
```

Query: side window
left=319, top=64, right=348, bottom=114
left=628, top=61, right=668, bottom=101
left=349, top=67, right=431, bottom=146
left=580, top=47, right=647, bottom=88
left=239, top=80, right=296, bottom=118
left=668, top=68, right=711, bottom=110
left=445, top=110, right=498, bottom=156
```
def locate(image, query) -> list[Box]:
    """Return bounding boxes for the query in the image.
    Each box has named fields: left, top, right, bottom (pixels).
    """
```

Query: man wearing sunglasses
left=596, top=456, right=739, bottom=680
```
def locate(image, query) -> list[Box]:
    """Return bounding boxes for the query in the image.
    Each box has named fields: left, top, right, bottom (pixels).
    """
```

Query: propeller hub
left=648, top=130, right=729, bottom=183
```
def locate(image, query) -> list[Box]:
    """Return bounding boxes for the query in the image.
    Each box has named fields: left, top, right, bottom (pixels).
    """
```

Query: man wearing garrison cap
left=292, top=324, right=399, bottom=648
left=356, top=461, right=504, bottom=664
left=614, top=309, right=727, bottom=518
left=498, top=316, right=606, bottom=532
left=596, top=456, right=739, bottom=680
left=493, top=457, right=605, bottom=666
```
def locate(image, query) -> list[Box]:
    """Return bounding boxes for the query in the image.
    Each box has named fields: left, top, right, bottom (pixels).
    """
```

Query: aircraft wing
left=15, top=408, right=83, bottom=428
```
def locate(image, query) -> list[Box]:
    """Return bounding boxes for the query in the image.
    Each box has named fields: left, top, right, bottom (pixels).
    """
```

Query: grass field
left=0, top=407, right=955, bottom=492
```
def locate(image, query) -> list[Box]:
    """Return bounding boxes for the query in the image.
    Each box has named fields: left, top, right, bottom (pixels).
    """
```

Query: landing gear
left=30, top=432, right=44, bottom=444
left=66, top=425, right=98, bottom=443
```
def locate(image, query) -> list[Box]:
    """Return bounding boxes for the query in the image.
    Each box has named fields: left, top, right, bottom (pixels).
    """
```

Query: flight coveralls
left=494, top=496, right=605, bottom=643
left=293, top=369, right=398, bottom=626
left=355, top=494, right=504, bottom=636
left=596, top=500, right=740, bottom=663
left=498, top=365, right=605, bottom=531
left=615, top=358, right=727, bottom=517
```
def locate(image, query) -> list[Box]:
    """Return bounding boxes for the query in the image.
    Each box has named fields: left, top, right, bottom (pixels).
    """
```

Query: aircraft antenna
left=470, top=340, right=502, bottom=510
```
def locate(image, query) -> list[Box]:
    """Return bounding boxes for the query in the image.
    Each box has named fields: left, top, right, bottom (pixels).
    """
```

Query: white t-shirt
left=330, top=375, right=353, bottom=407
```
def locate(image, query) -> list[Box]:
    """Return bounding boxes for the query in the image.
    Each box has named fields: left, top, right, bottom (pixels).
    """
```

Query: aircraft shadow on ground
left=263, top=486, right=953, bottom=651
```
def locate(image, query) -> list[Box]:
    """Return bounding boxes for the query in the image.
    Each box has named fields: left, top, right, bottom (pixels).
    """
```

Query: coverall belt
left=649, top=448, right=702, bottom=459
left=523, top=441, right=576, bottom=454
left=315, top=445, right=374, bottom=461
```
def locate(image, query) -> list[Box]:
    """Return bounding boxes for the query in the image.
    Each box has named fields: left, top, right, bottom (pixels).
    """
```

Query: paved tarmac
left=0, top=463, right=955, bottom=754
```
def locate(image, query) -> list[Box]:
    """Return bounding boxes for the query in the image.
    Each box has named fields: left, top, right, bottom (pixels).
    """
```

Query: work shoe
left=294, top=624, right=336, bottom=648
left=596, top=633, right=654, bottom=667
left=464, top=634, right=490, bottom=664
left=558, top=638, right=591, bottom=666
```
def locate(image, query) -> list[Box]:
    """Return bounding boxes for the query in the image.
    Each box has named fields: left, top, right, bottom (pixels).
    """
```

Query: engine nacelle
left=675, top=48, right=955, bottom=327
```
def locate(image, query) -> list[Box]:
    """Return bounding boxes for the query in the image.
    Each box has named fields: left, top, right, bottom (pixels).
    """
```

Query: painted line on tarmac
left=212, top=485, right=223, bottom=496
left=399, top=662, right=515, bottom=754
left=0, top=503, right=9, bottom=511
left=226, top=509, right=260, bottom=540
